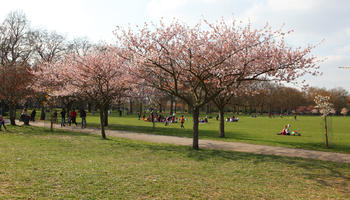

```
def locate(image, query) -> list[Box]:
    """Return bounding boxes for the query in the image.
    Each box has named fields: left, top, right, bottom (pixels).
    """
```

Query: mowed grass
left=72, top=113, right=350, bottom=154
left=1, top=125, right=350, bottom=199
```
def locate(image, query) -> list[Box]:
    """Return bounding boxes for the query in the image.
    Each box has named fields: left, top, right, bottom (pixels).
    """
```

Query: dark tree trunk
left=129, top=100, right=133, bottom=114
left=206, top=103, right=211, bottom=114
left=170, top=96, right=174, bottom=115
left=192, top=106, right=200, bottom=150
left=99, top=106, right=106, bottom=139
left=88, top=102, right=92, bottom=113
left=40, top=106, right=45, bottom=120
left=188, top=104, right=193, bottom=114
left=50, top=109, right=54, bottom=132
left=9, top=103, right=16, bottom=125
left=219, top=107, right=225, bottom=138
left=174, top=99, right=177, bottom=113
left=151, top=112, right=155, bottom=129
left=104, top=106, right=108, bottom=126
left=324, top=116, right=329, bottom=147
left=159, top=103, right=162, bottom=113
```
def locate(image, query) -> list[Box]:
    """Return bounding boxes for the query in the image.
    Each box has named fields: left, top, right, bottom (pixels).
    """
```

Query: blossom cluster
left=314, top=94, right=333, bottom=118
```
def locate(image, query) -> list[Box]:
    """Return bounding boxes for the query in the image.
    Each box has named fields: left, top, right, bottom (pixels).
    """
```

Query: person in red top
left=71, top=109, right=78, bottom=126
left=180, top=115, right=185, bottom=128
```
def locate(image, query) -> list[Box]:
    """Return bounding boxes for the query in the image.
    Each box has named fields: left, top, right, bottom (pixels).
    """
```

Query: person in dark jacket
left=30, top=109, right=37, bottom=122
left=60, top=109, right=66, bottom=127
left=80, top=109, right=87, bottom=128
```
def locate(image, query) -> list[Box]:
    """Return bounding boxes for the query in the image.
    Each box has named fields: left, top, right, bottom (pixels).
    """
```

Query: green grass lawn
left=73, top=112, right=350, bottom=154
left=1, top=126, right=350, bottom=199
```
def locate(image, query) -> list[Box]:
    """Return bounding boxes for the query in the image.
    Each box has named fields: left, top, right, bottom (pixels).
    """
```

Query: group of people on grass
left=226, top=115, right=239, bottom=122
left=16, top=108, right=87, bottom=129
left=199, top=116, right=209, bottom=123
left=139, top=111, right=186, bottom=128
left=60, top=109, right=87, bottom=128
left=278, top=124, right=301, bottom=136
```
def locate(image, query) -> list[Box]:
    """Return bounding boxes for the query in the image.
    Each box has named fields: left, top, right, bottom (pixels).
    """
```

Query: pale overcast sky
left=1, top=0, right=349, bottom=91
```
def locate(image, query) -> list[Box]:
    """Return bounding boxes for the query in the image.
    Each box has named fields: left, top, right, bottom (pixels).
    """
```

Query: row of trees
left=1, top=11, right=320, bottom=149
left=134, top=84, right=349, bottom=116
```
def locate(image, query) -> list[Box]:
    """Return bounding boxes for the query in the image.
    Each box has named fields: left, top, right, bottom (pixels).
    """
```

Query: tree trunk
left=206, top=103, right=210, bottom=114
left=88, top=102, right=92, bottom=113
left=159, top=103, right=162, bottom=113
left=40, top=106, right=46, bottom=120
left=192, top=106, right=200, bottom=150
left=324, top=116, right=328, bottom=147
left=188, top=104, right=193, bottom=114
left=104, top=107, right=108, bottom=126
left=129, top=100, right=133, bottom=114
left=50, top=109, right=54, bottom=132
left=151, top=112, right=155, bottom=129
left=219, top=107, right=225, bottom=138
left=9, top=103, right=16, bottom=125
left=170, top=96, right=174, bottom=115
left=174, top=99, right=177, bottom=113
left=99, top=106, right=106, bottom=139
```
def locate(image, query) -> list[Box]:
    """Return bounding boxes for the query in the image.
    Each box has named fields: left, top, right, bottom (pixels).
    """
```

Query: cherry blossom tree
left=116, top=19, right=319, bottom=149
left=60, top=46, right=130, bottom=138
left=314, top=94, right=333, bottom=147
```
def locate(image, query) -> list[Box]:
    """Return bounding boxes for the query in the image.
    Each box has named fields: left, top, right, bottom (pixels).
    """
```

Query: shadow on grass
left=6, top=125, right=91, bottom=137
left=110, top=138, right=350, bottom=194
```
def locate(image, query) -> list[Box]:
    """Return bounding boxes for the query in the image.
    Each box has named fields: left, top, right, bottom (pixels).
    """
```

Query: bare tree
left=0, top=11, right=35, bottom=125
left=31, top=29, right=67, bottom=120
left=66, top=37, right=92, bottom=56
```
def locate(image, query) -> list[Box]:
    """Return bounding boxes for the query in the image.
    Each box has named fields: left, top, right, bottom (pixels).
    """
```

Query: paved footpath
left=21, top=120, right=350, bottom=164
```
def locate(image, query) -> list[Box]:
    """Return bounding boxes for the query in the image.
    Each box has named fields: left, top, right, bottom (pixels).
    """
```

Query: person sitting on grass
left=232, top=116, right=239, bottom=122
left=278, top=125, right=287, bottom=135
left=0, top=115, right=7, bottom=131
left=286, top=124, right=291, bottom=135
left=278, top=124, right=291, bottom=135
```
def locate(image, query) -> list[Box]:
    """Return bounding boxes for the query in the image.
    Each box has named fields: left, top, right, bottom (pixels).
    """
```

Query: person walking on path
left=60, top=109, right=66, bottom=127
left=180, top=115, right=185, bottom=128
left=30, top=109, right=36, bottom=122
left=0, top=115, right=6, bottom=131
left=71, top=109, right=77, bottom=126
left=80, top=109, right=87, bottom=128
